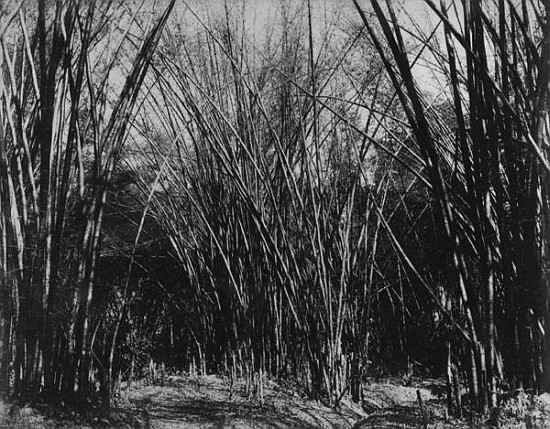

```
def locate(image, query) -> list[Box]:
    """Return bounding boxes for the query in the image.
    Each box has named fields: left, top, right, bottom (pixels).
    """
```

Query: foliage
left=0, top=0, right=175, bottom=412
left=1, top=0, right=550, bottom=420
left=354, top=0, right=550, bottom=414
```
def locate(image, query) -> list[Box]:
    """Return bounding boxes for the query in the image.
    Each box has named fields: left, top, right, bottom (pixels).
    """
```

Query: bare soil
left=1, top=375, right=549, bottom=428
left=120, top=374, right=365, bottom=428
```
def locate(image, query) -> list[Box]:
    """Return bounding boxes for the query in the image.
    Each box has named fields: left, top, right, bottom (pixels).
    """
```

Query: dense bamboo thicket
left=131, top=2, right=394, bottom=403
left=0, top=0, right=175, bottom=411
left=1, top=0, right=549, bottom=418
left=354, top=0, right=550, bottom=413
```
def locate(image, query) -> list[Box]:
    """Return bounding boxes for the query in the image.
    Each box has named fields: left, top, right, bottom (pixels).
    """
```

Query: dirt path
left=16, top=375, right=550, bottom=428
left=122, top=375, right=366, bottom=428
left=117, top=375, right=455, bottom=429
left=1, top=376, right=445, bottom=428
left=3, top=376, right=550, bottom=428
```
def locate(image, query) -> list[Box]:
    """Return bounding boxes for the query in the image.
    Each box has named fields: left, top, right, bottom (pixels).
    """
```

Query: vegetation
left=0, top=0, right=549, bottom=423
left=355, top=0, right=550, bottom=413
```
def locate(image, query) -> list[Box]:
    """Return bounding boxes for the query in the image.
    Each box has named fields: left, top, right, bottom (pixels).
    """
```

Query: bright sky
left=164, top=0, right=449, bottom=92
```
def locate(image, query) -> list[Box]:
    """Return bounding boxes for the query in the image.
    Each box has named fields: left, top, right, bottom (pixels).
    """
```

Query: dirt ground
left=120, top=375, right=365, bottom=428
left=2, top=375, right=550, bottom=428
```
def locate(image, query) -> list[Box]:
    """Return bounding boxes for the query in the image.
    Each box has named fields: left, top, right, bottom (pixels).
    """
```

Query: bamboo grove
left=353, top=0, right=550, bottom=412
left=0, top=0, right=549, bottom=417
left=0, top=0, right=176, bottom=410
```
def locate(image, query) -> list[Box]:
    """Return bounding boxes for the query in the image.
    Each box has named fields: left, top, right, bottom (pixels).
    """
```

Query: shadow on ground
left=126, top=397, right=324, bottom=428
left=354, top=404, right=429, bottom=428
left=123, top=377, right=361, bottom=428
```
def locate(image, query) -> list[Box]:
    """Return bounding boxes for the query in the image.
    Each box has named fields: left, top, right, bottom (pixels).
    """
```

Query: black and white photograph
left=1, top=0, right=550, bottom=427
